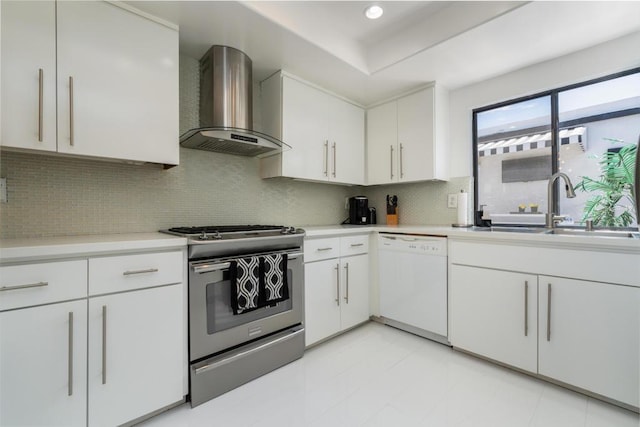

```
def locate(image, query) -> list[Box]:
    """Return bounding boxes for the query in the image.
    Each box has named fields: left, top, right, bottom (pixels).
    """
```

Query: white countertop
left=301, top=224, right=640, bottom=253
left=0, top=232, right=188, bottom=264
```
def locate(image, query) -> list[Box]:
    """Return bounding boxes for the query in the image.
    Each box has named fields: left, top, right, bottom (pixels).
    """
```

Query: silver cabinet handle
left=317, top=247, right=333, bottom=252
left=547, top=283, right=552, bottom=342
left=323, top=140, right=328, bottom=177
left=350, top=243, right=364, bottom=247
left=102, top=305, right=107, bottom=385
left=390, top=145, right=394, bottom=180
left=38, top=68, right=43, bottom=142
left=122, top=268, right=159, bottom=276
left=332, top=142, right=337, bottom=178
left=400, top=143, right=404, bottom=178
left=335, top=263, right=340, bottom=306
left=68, top=311, right=74, bottom=396
left=69, top=76, right=74, bottom=146
left=343, top=262, right=349, bottom=303
left=524, top=281, right=528, bottom=337
left=0, top=281, right=48, bottom=292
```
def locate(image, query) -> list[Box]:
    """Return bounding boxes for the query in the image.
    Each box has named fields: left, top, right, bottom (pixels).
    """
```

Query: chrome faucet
left=546, top=172, right=576, bottom=228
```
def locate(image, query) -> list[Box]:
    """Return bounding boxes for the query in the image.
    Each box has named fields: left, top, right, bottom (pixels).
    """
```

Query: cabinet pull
left=344, top=262, right=349, bottom=303
left=332, top=142, right=337, bottom=178
left=122, top=268, right=159, bottom=276
left=69, top=76, right=74, bottom=146
left=390, top=145, right=394, bottom=179
left=102, top=305, right=107, bottom=385
left=323, top=140, right=328, bottom=176
left=524, top=281, right=528, bottom=337
left=316, top=247, right=333, bottom=252
left=335, top=264, right=340, bottom=306
left=0, top=281, right=48, bottom=292
left=547, top=283, right=552, bottom=342
left=68, top=311, right=73, bottom=396
left=350, top=243, right=364, bottom=247
left=400, top=143, right=404, bottom=178
left=38, top=68, right=44, bottom=142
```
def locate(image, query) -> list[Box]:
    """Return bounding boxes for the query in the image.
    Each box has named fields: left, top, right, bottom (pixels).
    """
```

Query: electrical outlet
left=0, top=178, right=7, bottom=203
left=447, top=193, right=458, bottom=208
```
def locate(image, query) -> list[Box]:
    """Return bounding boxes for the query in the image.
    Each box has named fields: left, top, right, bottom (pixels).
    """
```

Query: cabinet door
left=329, top=98, right=365, bottom=185
left=1, top=0, right=57, bottom=151
left=366, top=101, right=398, bottom=185
left=304, top=259, right=341, bottom=346
left=88, top=284, right=183, bottom=426
left=449, top=265, right=538, bottom=373
left=0, top=300, right=87, bottom=426
left=539, top=276, right=639, bottom=408
left=281, top=76, right=329, bottom=181
left=397, top=87, right=434, bottom=182
left=340, top=254, right=369, bottom=330
left=56, top=1, right=179, bottom=165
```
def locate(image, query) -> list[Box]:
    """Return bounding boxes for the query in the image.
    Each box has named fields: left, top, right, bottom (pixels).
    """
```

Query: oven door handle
left=193, top=262, right=231, bottom=274
left=192, top=252, right=303, bottom=274
left=194, top=327, right=305, bottom=375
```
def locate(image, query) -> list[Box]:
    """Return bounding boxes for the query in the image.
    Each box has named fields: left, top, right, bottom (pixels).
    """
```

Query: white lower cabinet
left=0, top=300, right=87, bottom=427
left=0, top=248, right=186, bottom=426
left=88, top=284, right=183, bottom=427
left=449, top=265, right=537, bottom=373
left=304, top=235, right=369, bottom=346
left=538, top=276, right=639, bottom=408
left=449, top=239, right=640, bottom=410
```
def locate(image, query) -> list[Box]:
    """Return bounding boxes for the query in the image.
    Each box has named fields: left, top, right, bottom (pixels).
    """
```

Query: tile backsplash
left=0, top=54, right=471, bottom=239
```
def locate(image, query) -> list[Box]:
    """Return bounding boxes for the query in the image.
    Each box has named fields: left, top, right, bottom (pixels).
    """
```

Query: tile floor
left=140, top=322, right=639, bottom=427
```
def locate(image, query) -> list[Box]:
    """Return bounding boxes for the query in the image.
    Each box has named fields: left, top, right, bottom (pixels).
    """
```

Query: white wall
left=448, top=30, right=640, bottom=178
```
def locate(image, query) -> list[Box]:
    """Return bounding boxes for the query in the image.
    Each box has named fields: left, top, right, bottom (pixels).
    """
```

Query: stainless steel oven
left=162, top=225, right=305, bottom=407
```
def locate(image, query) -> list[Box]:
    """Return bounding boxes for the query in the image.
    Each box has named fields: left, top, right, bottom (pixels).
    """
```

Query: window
left=473, top=69, right=640, bottom=228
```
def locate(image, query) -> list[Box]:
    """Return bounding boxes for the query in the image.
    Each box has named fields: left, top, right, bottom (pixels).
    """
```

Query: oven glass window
left=205, top=268, right=293, bottom=335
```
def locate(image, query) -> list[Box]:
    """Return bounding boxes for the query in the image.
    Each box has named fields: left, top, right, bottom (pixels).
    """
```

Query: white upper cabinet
left=1, top=0, right=57, bottom=152
left=367, top=85, right=449, bottom=185
left=260, top=72, right=365, bottom=185
left=1, top=1, right=179, bottom=166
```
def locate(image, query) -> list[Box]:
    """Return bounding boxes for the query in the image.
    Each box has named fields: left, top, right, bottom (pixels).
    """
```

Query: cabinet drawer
left=89, top=251, right=182, bottom=295
left=0, top=260, right=87, bottom=311
left=340, top=235, right=369, bottom=256
left=304, top=238, right=341, bottom=263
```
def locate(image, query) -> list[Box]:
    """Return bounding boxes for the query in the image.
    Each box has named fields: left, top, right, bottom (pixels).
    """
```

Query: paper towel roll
left=457, top=192, right=469, bottom=225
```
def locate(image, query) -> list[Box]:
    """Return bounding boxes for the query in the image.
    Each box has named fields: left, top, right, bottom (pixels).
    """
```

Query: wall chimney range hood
left=180, top=45, right=288, bottom=157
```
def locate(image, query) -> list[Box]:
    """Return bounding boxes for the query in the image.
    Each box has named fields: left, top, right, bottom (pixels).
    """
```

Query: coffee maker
left=349, top=196, right=369, bottom=225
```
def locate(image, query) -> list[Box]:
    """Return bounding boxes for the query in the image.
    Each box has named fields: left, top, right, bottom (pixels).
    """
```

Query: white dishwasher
left=378, top=233, right=448, bottom=344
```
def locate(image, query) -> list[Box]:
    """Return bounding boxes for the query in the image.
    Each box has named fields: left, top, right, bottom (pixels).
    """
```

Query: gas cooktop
left=161, top=225, right=301, bottom=241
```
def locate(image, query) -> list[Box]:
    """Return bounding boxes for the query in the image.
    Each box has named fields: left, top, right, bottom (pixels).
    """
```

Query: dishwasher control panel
left=378, top=233, right=447, bottom=256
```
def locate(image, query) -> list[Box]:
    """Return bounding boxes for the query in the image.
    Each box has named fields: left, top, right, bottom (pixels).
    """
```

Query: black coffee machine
left=349, top=196, right=369, bottom=225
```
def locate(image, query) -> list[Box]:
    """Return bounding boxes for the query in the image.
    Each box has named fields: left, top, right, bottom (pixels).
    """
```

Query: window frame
left=472, top=67, right=640, bottom=226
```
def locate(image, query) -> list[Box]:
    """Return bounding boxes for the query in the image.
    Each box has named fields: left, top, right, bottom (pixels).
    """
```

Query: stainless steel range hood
left=180, top=45, right=288, bottom=157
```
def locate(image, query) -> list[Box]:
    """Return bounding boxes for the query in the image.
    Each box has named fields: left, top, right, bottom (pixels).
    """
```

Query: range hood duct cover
left=180, top=45, right=287, bottom=157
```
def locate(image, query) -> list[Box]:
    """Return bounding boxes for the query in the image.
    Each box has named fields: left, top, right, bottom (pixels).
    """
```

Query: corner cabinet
left=260, top=72, right=365, bottom=185
left=367, top=85, right=449, bottom=185
left=1, top=0, right=179, bottom=166
left=449, top=238, right=640, bottom=411
left=304, top=235, right=370, bottom=346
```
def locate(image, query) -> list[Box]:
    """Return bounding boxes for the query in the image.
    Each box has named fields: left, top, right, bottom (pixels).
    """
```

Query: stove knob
left=289, top=227, right=297, bottom=234
left=199, top=232, right=208, bottom=240
left=212, top=231, right=223, bottom=240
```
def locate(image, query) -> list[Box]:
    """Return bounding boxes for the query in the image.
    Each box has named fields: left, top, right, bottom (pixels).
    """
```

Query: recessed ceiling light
left=364, top=5, right=383, bottom=20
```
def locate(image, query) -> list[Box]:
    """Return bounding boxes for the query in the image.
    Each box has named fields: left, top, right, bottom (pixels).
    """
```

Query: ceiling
left=125, top=1, right=640, bottom=107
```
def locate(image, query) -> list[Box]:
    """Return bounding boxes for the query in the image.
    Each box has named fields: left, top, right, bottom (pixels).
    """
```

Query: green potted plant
left=574, top=141, right=637, bottom=227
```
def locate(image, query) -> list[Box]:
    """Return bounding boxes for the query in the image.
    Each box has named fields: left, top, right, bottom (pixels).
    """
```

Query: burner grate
left=167, top=225, right=285, bottom=235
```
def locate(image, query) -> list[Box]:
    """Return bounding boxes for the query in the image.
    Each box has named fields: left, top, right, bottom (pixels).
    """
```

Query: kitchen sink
left=544, top=228, right=640, bottom=238
left=470, top=226, right=639, bottom=238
